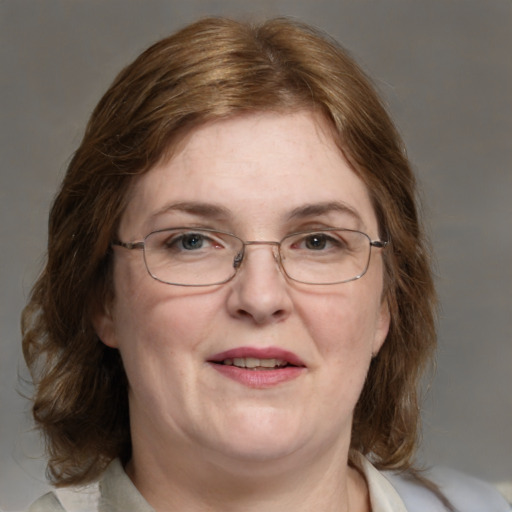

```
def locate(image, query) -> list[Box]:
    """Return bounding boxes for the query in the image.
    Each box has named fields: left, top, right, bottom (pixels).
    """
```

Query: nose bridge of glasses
left=233, top=240, right=281, bottom=270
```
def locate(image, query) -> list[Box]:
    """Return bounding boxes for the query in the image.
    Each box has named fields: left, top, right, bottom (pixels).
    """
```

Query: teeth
left=260, top=358, right=280, bottom=368
left=242, top=357, right=259, bottom=368
left=222, top=357, right=287, bottom=369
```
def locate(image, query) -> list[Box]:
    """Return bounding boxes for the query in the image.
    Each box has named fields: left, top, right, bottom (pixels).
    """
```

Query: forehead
left=119, top=111, right=378, bottom=237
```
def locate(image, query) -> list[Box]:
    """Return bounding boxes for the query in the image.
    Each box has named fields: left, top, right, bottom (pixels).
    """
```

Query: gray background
left=1, top=1, right=511, bottom=510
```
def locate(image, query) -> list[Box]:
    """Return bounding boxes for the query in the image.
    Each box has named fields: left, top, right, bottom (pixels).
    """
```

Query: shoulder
left=24, top=485, right=100, bottom=512
left=24, top=492, right=64, bottom=512
left=384, top=466, right=511, bottom=512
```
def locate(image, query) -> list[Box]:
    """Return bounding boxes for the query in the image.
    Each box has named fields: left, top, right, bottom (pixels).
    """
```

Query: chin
left=213, top=437, right=303, bottom=467
left=201, top=409, right=308, bottom=463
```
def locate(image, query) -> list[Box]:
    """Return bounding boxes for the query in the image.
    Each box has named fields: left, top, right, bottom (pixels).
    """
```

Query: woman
left=22, top=17, right=509, bottom=512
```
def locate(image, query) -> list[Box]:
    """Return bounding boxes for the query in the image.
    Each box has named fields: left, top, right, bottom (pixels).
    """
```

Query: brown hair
left=22, top=17, right=436, bottom=486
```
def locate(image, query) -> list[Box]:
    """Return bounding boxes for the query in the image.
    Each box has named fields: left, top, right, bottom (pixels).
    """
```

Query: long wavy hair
left=22, top=17, right=436, bottom=486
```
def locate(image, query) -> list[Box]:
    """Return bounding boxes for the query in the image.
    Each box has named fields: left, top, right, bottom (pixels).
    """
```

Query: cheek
left=298, top=286, right=381, bottom=359
left=293, top=288, right=381, bottom=425
left=111, top=258, right=225, bottom=362
left=109, top=282, right=223, bottom=417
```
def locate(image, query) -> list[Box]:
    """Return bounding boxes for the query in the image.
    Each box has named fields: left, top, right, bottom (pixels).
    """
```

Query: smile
left=221, top=357, right=289, bottom=370
left=208, top=347, right=306, bottom=388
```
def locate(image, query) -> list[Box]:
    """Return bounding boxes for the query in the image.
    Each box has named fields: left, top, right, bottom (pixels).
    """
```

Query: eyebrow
left=286, top=201, right=363, bottom=227
left=148, top=201, right=231, bottom=222
left=148, top=200, right=364, bottom=229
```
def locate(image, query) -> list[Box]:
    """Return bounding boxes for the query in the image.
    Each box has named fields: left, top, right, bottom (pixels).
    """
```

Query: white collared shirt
left=26, top=456, right=510, bottom=512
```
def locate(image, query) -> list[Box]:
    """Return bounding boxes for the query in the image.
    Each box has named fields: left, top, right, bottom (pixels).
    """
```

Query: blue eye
left=160, top=232, right=211, bottom=252
left=159, top=231, right=228, bottom=253
left=179, top=233, right=205, bottom=250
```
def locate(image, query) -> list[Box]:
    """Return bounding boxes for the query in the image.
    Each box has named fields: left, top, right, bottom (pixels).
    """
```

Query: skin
left=95, top=110, right=390, bottom=512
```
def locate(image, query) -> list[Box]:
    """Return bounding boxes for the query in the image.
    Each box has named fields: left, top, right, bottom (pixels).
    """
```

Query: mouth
left=208, top=347, right=306, bottom=388
left=208, top=347, right=305, bottom=369
left=220, top=357, right=291, bottom=370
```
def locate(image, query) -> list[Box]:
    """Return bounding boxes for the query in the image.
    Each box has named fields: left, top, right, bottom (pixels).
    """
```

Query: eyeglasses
left=112, top=227, right=388, bottom=286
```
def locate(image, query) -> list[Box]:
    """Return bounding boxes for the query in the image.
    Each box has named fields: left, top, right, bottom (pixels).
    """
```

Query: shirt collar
left=97, top=456, right=407, bottom=512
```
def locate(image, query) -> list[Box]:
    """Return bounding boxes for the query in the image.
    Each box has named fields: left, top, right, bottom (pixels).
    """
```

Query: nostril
left=236, top=307, right=287, bottom=324
left=271, top=309, right=286, bottom=320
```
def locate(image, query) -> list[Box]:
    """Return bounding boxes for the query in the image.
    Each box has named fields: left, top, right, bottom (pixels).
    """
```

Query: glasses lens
left=280, top=229, right=371, bottom=284
left=143, top=229, right=242, bottom=286
left=141, top=228, right=373, bottom=286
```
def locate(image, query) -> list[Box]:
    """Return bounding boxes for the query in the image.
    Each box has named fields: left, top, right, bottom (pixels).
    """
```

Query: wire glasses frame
left=112, top=227, right=388, bottom=286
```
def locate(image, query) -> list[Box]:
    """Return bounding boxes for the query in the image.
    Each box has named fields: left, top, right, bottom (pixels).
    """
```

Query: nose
left=226, top=243, right=293, bottom=324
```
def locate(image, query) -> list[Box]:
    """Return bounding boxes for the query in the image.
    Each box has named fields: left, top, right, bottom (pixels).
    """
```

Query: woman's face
left=96, top=111, right=389, bottom=468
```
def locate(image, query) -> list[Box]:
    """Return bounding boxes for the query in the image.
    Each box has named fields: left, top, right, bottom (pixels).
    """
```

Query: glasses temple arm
left=112, top=240, right=145, bottom=250
left=370, top=240, right=389, bottom=249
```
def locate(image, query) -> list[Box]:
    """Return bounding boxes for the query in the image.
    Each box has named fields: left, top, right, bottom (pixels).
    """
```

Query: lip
left=209, top=346, right=305, bottom=367
left=208, top=346, right=306, bottom=389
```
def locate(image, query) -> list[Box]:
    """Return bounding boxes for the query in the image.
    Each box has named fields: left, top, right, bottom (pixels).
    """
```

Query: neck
left=126, top=435, right=370, bottom=512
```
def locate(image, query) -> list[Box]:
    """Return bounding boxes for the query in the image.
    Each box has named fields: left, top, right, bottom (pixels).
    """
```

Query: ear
left=372, top=298, right=390, bottom=357
left=92, top=304, right=119, bottom=349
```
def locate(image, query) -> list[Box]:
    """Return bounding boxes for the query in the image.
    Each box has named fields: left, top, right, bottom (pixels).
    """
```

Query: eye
left=303, top=233, right=330, bottom=250
left=179, top=233, right=207, bottom=250
left=298, top=233, right=346, bottom=251
left=285, top=231, right=353, bottom=257
left=158, top=231, right=222, bottom=252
